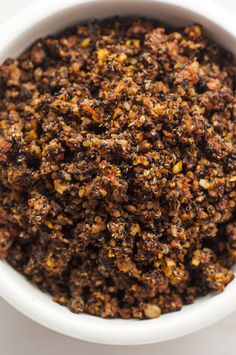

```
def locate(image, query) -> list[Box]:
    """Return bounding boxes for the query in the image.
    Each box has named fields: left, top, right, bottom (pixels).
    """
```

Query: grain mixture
left=0, top=18, right=236, bottom=319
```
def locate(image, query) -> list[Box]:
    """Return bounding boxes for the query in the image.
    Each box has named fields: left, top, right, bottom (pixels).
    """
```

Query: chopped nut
left=199, top=179, right=212, bottom=190
left=144, top=304, right=161, bottom=319
left=54, top=180, right=69, bottom=194
left=118, top=53, right=127, bottom=64
left=81, top=38, right=91, bottom=48
left=46, top=257, right=56, bottom=268
left=27, top=130, right=37, bottom=142
left=172, top=161, right=183, bottom=174
left=97, top=48, right=108, bottom=65
left=113, top=107, right=122, bottom=119
left=91, top=224, right=102, bottom=234
left=133, top=39, right=140, bottom=49
left=191, top=258, right=200, bottom=267
left=229, top=201, right=235, bottom=208
left=44, top=220, right=53, bottom=229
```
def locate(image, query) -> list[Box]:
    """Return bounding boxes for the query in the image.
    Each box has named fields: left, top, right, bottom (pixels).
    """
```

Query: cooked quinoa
left=0, top=18, right=235, bottom=319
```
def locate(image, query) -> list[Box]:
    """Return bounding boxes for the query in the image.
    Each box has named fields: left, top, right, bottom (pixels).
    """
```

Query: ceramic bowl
left=0, top=0, right=235, bottom=345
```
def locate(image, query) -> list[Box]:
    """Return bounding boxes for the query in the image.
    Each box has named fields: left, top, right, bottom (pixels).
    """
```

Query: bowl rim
left=0, top=0, right=236, bottom=345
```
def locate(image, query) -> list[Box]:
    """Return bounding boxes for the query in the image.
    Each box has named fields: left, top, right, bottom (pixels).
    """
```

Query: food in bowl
left=0, top=17, right=235, bottom=319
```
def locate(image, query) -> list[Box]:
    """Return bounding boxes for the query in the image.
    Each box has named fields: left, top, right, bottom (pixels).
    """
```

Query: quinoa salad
left=0, top=18, right=235, bottom=319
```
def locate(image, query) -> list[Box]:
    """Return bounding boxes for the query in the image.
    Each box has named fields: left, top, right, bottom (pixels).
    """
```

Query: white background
left=0, top=1, right=236, bottom=354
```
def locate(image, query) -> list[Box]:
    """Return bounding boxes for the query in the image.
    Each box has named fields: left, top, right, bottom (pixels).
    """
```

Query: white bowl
left=0, top=0, right=236, bottom=346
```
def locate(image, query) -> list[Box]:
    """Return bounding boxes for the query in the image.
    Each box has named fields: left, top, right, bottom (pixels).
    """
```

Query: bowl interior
left=0, top=0, right=236, bottom=63
left=0, top=0, right=235, bottom=346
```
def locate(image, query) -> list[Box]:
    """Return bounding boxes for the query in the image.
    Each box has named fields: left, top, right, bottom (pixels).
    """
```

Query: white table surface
left=0, top=1, right=236, bottom=354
